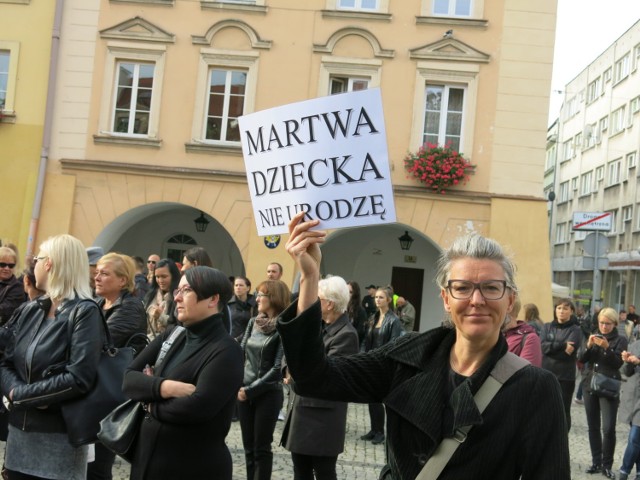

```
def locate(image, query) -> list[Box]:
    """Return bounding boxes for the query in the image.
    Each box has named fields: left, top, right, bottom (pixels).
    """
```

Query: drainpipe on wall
left=26, top=0, right=64, bottom=259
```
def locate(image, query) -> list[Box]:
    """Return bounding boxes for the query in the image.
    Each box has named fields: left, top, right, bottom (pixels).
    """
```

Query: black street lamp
left=398, top=231, right=414, bottom=251
left=194, top=211, right=210, bottom=233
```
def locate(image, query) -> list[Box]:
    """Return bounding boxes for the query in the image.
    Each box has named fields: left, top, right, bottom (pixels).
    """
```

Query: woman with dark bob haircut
left=275, top=212, right=570, bottom=479
left=238, top=279, right=290, bottom=480
left=123, top=266, right=243, bottom=480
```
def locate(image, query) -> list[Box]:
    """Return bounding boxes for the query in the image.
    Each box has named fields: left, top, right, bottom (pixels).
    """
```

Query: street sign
left=583, top=232, right=608, bottom=257
left=583, top=256, right=609, bottom=269
left=572, top=212, right=612, bottom=231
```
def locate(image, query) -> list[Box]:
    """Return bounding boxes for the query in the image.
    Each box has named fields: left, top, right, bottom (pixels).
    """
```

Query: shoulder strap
left=416, top=352, right=529, bottom=480
left=154, top=325, right=185, bottom=370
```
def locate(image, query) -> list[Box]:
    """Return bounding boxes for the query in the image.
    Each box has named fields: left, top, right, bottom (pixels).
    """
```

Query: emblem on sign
left=264, top=235, right=281, bottom=249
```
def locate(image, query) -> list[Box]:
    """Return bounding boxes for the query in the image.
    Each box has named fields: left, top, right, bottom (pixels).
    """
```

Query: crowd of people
left=3, top=225, right=640, bottom=479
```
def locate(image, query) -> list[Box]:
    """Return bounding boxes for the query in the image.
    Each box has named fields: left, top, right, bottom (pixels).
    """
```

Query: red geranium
left=404, top=143, right=474, bottom=194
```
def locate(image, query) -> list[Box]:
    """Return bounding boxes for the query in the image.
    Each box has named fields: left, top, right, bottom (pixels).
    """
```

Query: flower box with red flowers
left=404, top=143, right=475, bottom=194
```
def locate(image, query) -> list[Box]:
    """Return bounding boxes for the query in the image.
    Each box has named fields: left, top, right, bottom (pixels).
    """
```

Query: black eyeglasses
left=173, top=286, right=194, bottom=298
left=446, top=280, right=509, bottom=300
left=0, top=263, right=15, bottom=269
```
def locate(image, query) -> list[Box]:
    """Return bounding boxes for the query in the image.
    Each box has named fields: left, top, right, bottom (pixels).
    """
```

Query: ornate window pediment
left=313, top=27, right=394, bottom=59
left=191, top=19, right=272, bottom=49
left=410, top=38, right=489, bottom=63
left=100, top=17, right=175, bottom=44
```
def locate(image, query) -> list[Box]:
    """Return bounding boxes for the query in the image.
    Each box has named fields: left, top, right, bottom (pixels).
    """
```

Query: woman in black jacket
left=143, top=258, right=180, bottom=337
left=123, top=266, right=243, bottom=480
left=347, top=281, right=367, bottom=346
left=360, top=286, right=404, bottom=445
left=578, top=307, right=627, bottom=479
left=238, top=279, right=289, bottom=480
left=0, top=235, right=103, bottom=480
left=90, top=252, right=147, bottom=480
left=540, top=298, right=582, bottom=431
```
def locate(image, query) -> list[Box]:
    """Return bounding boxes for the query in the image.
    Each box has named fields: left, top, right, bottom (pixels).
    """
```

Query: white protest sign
left=239, top=88, right=396, bottom=236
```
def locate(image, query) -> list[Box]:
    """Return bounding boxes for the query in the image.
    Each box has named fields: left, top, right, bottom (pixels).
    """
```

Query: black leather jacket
left=240, top=317, right=283, bottom=400
left=98, top=290, right=147, bottom=351
left=364, top=310, right=405, bottom=352
left=0, top=297, right=103, bottom=434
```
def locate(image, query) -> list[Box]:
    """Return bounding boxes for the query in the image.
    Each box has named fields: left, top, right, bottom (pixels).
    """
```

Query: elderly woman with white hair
left=281, top=275, right=359, bottom=480
left=276, top=212, right=569, bottom=480
left=0, top=234, right=103, bottom=480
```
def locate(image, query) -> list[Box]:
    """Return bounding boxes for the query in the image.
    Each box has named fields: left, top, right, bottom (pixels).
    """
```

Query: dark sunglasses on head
left=147, top=260, right=157, bottom=265
left=0, top=263, right=15, bottom=269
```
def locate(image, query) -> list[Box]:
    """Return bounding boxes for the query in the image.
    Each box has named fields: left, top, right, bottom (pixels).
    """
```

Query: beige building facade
left=39, top=0, right=558, bottom=328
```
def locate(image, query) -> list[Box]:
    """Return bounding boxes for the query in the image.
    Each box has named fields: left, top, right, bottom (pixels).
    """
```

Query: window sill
left=0, top=0, right=30, bottom=4
left=201, top=1, right=267, bottom=14
left=110, top=0, right=173, bottom=4
left=416, top=16, right=488, bottom=28
left=604, top=183, right=620, bottom=191
left=93, top=134, right=162, bottom=148
left=185, top=141, right=243, bottom=155
left=0, top=111, right=17, bottom=124
left=321, top=10, right=392, bottom=21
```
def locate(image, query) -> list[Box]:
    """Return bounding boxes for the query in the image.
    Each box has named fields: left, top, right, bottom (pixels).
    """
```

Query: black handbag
left=61, top=300, right=134, bottom=447
left=590, top=367, right=621, bottom=399
left=96, top=399, right=143, bottom=462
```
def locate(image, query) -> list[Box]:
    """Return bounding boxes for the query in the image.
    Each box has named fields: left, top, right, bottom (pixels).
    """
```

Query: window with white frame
left=432, top=0, right=471, bottom=16
left=631, top=95, right=640, bottom=114
left=204, top=68, right=246, bottom=142
left=423, top=84, right=465, bottom=152
left=614, top=53, right=630, bottom=84
left=627, top=151, right=637, bottom=169
left=574, top=229, right=587, bottom=241
left=585, top=122, right=597, bottom=148
left=580, top=171, right=592, bottom=196
left=337, top=0, right=379, bottom=10
left=623, top=205, right=633, bottom=223
left=555, top=222, right=567, bottom=244
left=190, top=48, right=259, bottom=148
left=545, top=146, right=556, bottom=171
left=607, top=159, right=622, bottom=186
left=562, top=139, right=574, bottom=161
left=330, top=76, right=369, bottom=94
left=575, top=132, right=582, bottom=151
left=611, top=106, right=626, bottom=135
left=586, top=77, right=601, bottom=104
left=603, top=67, right=612, bottom=83
left=571, top=177, right=578, bottom=191
left=563, top=96, right=578, bottom=120
left=596, top=165, right=605, bottom=182
left=607, top=210, right=618, bottom=234
left=0, top=42, right=19, bottom=115
left=112, top=62, right=155, bottom=135
left=599, top=115, right=609, bottom=133
left=558, top=181, right=569, bottom=203
left=635, top=44, right=640, bottom=70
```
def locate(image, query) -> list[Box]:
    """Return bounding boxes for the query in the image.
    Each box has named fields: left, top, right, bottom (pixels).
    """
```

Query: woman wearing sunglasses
left=123, top=266, right=243, bottom=480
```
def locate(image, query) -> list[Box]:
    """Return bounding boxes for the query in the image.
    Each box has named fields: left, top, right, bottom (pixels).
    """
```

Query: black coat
left=97, top=290, right=146, bottom=349
left=0, top=275, right=26, bottom=325
left=277, top=300, right=570, bottom=480
left=281, top=313, right=359, bottom=456
left=123, top=314, right=243, bottom=480
left=577, top=329, right=627, bottom=392
left=229, top=294, right=257, bottom=341
left=0, top=297, right=103, bottom=434
left=540, top=319, right=582, bottom=382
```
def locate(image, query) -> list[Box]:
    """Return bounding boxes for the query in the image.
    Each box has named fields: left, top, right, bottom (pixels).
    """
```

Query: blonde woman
left=0, top=235, right=103, bottom=480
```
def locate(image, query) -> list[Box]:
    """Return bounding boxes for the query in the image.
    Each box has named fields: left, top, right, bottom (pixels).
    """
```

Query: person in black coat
left=229, top=275, right=257, bottom=341
left=347, top=281, right=367, bottom=345
left=281, top=275, right=359, bottom=480
left=578, top=307, right=627, bottom=478
left=90, top=253, right=148, bottom=480
left=0, top=246, right=26, bottom=326
left=540, top=298, right=582, bottom=431
left=276, top=212, right=570, bottom=480
left=123, top=266, right=243, bottom=480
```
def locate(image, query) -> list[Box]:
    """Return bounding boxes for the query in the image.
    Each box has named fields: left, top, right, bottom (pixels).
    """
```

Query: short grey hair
left=435, top=234, right=517, bottom=292
left=319, top=275, right=349, bottom=314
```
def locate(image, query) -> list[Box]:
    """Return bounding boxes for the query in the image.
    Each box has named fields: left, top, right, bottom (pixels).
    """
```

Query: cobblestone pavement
left=0, top=384, right=630, bottom=479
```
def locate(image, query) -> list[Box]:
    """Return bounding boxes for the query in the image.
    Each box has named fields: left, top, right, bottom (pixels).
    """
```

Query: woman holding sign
left=275, top=212, right=569, bottom=479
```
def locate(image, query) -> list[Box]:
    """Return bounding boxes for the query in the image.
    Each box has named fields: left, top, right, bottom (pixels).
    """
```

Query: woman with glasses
left=275, top=212, right=569, bottom=479
left=237, top=280, right=289, bottom=480
left=360, top=287, right=403, bottom=445
left=577, top=307, right=627, bottom=479
left=540, top=298, right=582, bottom=431
left=0, top=235, right=104, bottom=480
left=123, top=266, right=243, bottom=480
left=0, top=246, right=26, bottom=326
left=143, top=259, right=180, bottom=337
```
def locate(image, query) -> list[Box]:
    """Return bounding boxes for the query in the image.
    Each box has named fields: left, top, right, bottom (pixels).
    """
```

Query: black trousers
left=5, top=470, right=50, bottom=480
left=583, top=385, right=619, bottom=469
left=87, top=442, right=116, bottom=480
left=368, top=403, right=385, bottom=433
left=238, top=388, right=283, bottom=480
left=558, top=379, right=575, bottom=431
left=291, top=452, right=338, bottom=480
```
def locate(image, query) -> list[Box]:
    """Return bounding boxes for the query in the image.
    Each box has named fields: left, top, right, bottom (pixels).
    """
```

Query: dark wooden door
left=391, top=266, right=425, bottom=331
